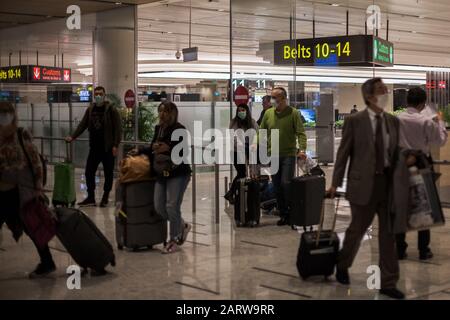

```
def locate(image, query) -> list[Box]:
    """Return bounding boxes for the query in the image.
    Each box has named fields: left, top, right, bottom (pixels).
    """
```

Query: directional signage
left=274, top=35, right=394, bottom=67
left=0, top=65, right=71, bottom=83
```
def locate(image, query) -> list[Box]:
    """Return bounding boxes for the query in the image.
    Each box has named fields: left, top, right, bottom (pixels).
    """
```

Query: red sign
left=64, top=69, right=71, bottom=81
left=124, top=89, right=136, bottom=108
left=234, top=85, right=249, bottom=106
left=427, top=80, right=447, bottom=90
left=33, top=67, right=41, bottom=80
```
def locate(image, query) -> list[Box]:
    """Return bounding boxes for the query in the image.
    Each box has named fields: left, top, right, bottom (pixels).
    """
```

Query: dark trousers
left=338, top=175, right=399, bottom=289
left=271, top=157, right=296, bottom=219
left=0, top=188, right=53, bottom=265
left=85, top=149, right=115, bottom=198
left=228, top=152, right=247, bottom=197
left=396, top=230, right=430, bottom=254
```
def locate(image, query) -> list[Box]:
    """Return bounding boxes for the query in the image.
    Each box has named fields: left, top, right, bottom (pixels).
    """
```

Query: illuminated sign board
left=274, top=35, right=394, bottom=67
left=0, top=66, right=28, bottom=83
left=0, top=65, right=71, bottom=83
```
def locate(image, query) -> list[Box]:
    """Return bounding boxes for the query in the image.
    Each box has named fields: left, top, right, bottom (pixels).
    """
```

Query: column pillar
left=93, top=6, right=137, bottom=106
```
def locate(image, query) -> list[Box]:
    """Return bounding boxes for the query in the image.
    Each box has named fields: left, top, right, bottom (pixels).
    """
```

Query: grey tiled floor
left=1, top=166, right=450, bottom=300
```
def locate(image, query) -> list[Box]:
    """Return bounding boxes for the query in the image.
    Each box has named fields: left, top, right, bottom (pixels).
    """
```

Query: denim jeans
left=271, top=156, right=296, bottom=219
left=154, top=175, right=191, bottom=241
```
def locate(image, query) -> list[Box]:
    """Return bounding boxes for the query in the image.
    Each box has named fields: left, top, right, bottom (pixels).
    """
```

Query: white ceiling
left=1, top=0, right=450, bottom=85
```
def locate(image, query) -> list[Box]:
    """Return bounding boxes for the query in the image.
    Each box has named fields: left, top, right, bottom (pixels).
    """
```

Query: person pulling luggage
left=138, top=101, right=192, bottom=254
left=259, top=87, right=307, bottom=226
left=65, top=86, right=122, bottom=208
left=224, top=103, right=258, bottom=204
left=0, top=102, right=56, bottom=278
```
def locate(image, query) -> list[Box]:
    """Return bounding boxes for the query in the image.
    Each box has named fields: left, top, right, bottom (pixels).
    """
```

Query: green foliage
left=335, top=119, right=344, bottom=129
left=138, top=103, right=158, bottom=142
left=439, top=106, right=450, bottom=125
left=391, top=108, right=406, bottom=117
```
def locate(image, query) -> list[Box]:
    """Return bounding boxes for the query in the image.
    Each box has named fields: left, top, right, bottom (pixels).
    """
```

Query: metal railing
left=33, top=136, right=204, bottom=217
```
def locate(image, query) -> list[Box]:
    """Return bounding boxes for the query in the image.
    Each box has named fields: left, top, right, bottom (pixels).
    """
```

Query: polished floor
left=1, top=166, right=450, bottom=300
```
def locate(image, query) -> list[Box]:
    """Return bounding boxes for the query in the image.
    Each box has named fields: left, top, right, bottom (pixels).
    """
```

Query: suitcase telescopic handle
left=315, top=193, right=341, bottom=247
left=65, top=141, right=72, bottom=163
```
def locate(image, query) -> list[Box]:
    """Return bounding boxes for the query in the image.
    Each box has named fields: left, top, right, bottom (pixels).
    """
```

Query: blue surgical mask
left=238, top=111, right=247, bottom=120
left=95, top=95, right=105, bottom=106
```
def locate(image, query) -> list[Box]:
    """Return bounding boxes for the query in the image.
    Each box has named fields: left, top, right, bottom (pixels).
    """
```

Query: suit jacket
left=332, top=109, right=400, bottom=206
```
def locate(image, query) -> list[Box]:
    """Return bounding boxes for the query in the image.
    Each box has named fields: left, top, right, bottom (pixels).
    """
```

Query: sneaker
left=178, top=223, right=192, bottom=246
left=419, top=249, right=434, bottom=260
left=100, top=194, right=109, bottom=208
left=162, top=241, right=179, bottom=254
left=78, top=197, right=96, bottom=207
left=29, top=262, right=56, bottom=279
left=380, top=288, right=405, bottom=300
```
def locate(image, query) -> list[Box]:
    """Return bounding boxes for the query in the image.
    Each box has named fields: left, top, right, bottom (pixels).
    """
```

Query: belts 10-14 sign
left=274, top=35, right=394, bottom=67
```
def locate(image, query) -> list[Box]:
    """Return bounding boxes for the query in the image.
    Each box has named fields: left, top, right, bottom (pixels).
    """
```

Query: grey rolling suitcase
left=115, top=180, right=167, bottom=251
left=55, top=207, right=116, bottom=273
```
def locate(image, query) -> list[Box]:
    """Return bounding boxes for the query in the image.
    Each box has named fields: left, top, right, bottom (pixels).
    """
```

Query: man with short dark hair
left=350, top=105, right=358, bottom=114
left=328, top=78, right=404, bottom=299
left=395, top=86, right=447, bottom=260
left=259, top=87, right=307, bottom=226
left=66, top=86, right=122, bottom=207
left=257, top=95, right=272, bottom=126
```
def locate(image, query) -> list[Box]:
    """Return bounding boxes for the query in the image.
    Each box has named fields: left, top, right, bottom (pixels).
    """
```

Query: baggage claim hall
left=1, top=0, right=450, bottom=301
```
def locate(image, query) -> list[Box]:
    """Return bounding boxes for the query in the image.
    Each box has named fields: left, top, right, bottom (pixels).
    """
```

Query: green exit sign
left=373, top=37, right=394, bottom=67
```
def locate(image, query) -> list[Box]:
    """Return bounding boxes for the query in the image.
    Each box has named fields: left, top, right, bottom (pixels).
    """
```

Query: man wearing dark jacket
left=66, top=86, right=122, bottom=207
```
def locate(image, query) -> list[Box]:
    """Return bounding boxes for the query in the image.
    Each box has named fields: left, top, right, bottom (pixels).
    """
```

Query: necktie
left=375, top=114, right=385, bottom=174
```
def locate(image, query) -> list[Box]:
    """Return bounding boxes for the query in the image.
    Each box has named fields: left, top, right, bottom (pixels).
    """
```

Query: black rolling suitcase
left=297, top=195, right=340, bottom=280
left=289, top=174, right=326, bottom=227
left=234, top=177, right=261, bottom=227
left=55, top=207, right=116, bottom=273
left=115, top=180, right=167, bottom=251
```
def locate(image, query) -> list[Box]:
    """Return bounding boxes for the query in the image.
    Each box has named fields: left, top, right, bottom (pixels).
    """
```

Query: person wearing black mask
left=66, top=86, right=122, bottom=207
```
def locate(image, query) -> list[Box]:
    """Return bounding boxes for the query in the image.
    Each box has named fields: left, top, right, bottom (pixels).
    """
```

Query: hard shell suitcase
left=297, top=195, right=340, bottom=280
left=55, top=207, right=115, bottom=273
left=289, top=175, right=326, bottom=227
left=234, top=178, right=261, bottom=227
left=115, top=180, right=167, bottom=250
left=52, top=143, right=76, bottom=207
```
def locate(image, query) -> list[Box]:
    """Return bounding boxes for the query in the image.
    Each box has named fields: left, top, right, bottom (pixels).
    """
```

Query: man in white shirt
left=396, top=87, right=448, bottom=260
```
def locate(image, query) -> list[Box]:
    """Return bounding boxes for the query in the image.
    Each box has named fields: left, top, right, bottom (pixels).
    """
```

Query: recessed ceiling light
left=46, top=15, right=52, bottom=18
left=115, top=2, right=122, bottom=4
left=217, top=9, right=225, bottom=12
left=411, top=30, right=417, bottom=33
left=331, top=3, right=340, bottom=6
left=168, top=31, right=173, bottom=34
left=418, top=15, right=425, bottom=19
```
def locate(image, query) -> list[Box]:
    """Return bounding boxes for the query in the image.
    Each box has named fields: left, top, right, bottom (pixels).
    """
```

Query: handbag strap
left=17, top=128, right=37, bottom=190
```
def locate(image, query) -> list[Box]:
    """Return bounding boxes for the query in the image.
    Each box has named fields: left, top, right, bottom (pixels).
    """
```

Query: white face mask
left=0, top=113, right=14, bottom=126
left=376, top=94, right=389, bottom=110
left=270, top=98, right=278, bottom=108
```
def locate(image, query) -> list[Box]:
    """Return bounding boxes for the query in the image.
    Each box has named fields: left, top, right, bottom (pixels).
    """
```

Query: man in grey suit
left=328, top=78, right=404, bottom=299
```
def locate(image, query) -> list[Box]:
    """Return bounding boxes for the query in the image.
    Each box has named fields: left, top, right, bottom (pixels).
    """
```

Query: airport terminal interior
left=1, top=0, right=450, bottom=300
